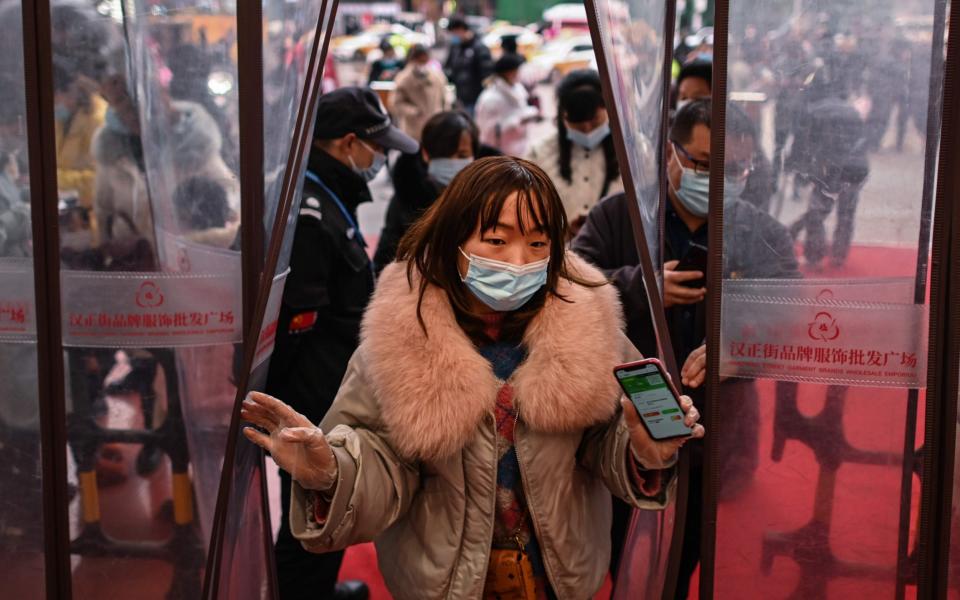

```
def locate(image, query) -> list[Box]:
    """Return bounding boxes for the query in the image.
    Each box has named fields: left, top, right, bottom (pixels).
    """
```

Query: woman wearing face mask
left=243, top=156, right=704, bottom=600
left=392, top=45, right=449, bottom=141
left=526, top=70, right=622, bottom=234
left=475, top=54, right=540, bottom=157
left=374, top=110, right=491, bottom=274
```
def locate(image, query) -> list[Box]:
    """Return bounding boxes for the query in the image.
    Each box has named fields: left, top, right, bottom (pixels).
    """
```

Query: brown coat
left=392, top=64, right=448, bottom=141
left=290, top=252, right=674, bottom=599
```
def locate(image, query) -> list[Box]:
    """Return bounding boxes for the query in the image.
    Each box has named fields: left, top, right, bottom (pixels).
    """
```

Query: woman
left=475, top=54, right=540, bottom=157
left=243, top=157, right=703, bottom=600
left=374, top=110, right=481, bottom=274
left=392, top=44, right=449, bottom=141
left=527, top=70, right=622, bottom=233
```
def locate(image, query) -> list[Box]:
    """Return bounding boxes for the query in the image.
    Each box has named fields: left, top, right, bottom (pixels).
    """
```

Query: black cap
left=494, top=54, right=525, bottom=75
left=314, top=87, right=419, bottom=154
left=447, top=16, right=469, bottom=31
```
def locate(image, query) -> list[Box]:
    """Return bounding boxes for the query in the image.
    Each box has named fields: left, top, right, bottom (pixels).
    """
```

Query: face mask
left=566, top=122, right=610, bottom=150
left=54, top=104, right=72, bottom=122
left=676, top=98, right=693, bottom=111
left=670, top=151, right=710, bottom=218
left=104, top=108, right=130, bottom=135
left=349, top=140, right=387, bottom=182
left=449, top=34, right=462, bottom=45
left=724, top=176, right=747, bottom=201
left=459, top=248, right=549, bottom=312
left=428, top=157, right=472, bottom=186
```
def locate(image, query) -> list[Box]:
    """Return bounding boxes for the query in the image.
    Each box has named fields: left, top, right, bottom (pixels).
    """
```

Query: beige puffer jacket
left=290, top=253, right=675, bottom=599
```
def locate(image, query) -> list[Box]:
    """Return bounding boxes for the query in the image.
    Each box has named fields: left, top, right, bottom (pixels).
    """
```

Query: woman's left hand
left=621, top=395, right=705, bottom=470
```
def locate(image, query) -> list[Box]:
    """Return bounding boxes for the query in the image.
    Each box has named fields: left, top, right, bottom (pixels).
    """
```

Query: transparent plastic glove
left=621, top=394, right=705, bottom=470
left=241, top=391, right=339, bottom=491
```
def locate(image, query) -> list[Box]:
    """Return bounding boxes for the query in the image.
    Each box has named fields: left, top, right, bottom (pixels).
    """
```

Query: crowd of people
left=251, top=11, right=925, bottom=600
left=0, top=2, right=928, bottom=599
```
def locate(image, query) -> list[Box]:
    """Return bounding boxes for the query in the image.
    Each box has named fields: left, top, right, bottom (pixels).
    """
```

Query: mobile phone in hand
left=614, top=359, right=692, bottom=441
left=674, top=243, right=708, bottom=289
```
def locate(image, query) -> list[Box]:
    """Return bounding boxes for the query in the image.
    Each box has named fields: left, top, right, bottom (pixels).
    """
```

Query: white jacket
left=474, top=77, right=539, bottom=157
left=526, top=134, right=624, bottom=220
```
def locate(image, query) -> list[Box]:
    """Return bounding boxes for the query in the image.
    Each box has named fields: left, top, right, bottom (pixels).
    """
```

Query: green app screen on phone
left=617, top=364, right=691, bottom=439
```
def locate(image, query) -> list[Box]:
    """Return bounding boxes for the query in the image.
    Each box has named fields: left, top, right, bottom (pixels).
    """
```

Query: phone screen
left=616, top=363, right=692, bottom=440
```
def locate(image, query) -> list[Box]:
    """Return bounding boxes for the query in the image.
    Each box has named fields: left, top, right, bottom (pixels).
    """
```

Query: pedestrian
left=526, top=69, right=622, bottom=234
left=368, top=39, right=404, bottom=84
left=244, top=156, right=703, bottom=600
left=475, top=54, right=539, bottom=157
left=444, top=16, right=493, bottom=115
left=52, top=63, right=107, bottom=241
left=675, top=59, right=712, bottom=110
left=572, top=100, right=799, bottom=597
left=788, top=95, right=869, bottom=268
left=392, top=44, right=448, bottom=141
left=264, top=86, right=418, bottom=600
left=373, top=110, right=480, bottom=274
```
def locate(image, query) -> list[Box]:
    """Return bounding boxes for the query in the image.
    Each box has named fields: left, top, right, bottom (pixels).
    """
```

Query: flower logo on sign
left=136, top=281, right=165, bottom=308
left=808, top=311, right=840, bottom=342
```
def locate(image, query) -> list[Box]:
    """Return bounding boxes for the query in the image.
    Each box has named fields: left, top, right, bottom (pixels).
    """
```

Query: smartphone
left=674, top=243, right=708, bottom=289
left=614, top=359, right=692, bottom=441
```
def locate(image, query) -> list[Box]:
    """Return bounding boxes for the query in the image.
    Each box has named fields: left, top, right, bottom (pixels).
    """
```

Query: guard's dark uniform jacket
left=265, top=149, right=374, bottom=426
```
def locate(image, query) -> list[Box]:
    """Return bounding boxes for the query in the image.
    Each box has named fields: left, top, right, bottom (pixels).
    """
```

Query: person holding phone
left=243, top=156, right=703, bottom=600
left=572, top=99, right=799, bottom=598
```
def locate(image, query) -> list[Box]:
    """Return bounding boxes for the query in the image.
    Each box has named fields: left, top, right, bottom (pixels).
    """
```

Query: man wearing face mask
left=266, top=86, right=418, bottom=600
left=527, top=69, right=622, bottom=235
left=671, top=61, right=776, bottom=212
left=444, top=16, right=494, bottom=116
left=572, top=99, right=799, bottom=598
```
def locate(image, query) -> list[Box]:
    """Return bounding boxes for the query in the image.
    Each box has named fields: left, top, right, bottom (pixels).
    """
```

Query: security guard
left=266, top=86, right=418, bottom=600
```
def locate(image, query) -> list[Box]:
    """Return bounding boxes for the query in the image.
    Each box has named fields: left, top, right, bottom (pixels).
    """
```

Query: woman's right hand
left=241, top=391, right=339, bottom=491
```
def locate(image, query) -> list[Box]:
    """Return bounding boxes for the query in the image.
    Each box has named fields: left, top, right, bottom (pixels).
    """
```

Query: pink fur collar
left=360, top=252, right=627, bottom=461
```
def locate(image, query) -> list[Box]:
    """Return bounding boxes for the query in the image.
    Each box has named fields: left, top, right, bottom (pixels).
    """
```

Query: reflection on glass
left=213, top=0, right=329, bottom=597
left=716, top=1, right=945, bottom=598
left=588, top=0, right=672, bottom=597
left=47, top=1, right=249, bottom=596
left=589, top=0, right=666, bottom=286
left=0, top=3, right=43, bottom=595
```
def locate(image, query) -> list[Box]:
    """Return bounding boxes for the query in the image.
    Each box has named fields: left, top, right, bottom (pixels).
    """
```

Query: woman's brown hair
left=396, top=156, right=605, bottom=340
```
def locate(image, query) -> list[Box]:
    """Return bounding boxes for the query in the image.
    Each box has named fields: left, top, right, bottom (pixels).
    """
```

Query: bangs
left=476, top=168, right=565, bottom=238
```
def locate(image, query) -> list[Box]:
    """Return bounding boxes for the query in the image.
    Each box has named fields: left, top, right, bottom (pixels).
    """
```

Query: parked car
left=332, top=23, right=430, bottom=62
left=541, top=3, right=589, bottom=40
left=520, top=35, right=595, bottom=84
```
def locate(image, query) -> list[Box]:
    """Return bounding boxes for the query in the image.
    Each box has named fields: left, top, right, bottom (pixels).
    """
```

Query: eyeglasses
left=672, top=141, right=710, bottom=175
left=724, top=159, right=756, bottom=182
left=672, top=141, right=755, bottom=180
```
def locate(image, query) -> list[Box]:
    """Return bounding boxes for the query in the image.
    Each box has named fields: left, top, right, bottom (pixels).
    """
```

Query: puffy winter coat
left=289, top=252, right=674, bottom=599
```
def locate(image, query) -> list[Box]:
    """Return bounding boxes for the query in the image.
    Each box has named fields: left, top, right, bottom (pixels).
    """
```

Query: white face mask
left=427, top=157, right=473, bottom=186
left=348, top=140, right=387, bottom=182
left=459, top=248, right=549, bottom=312
left=566, top=122, right=611, bottom=150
